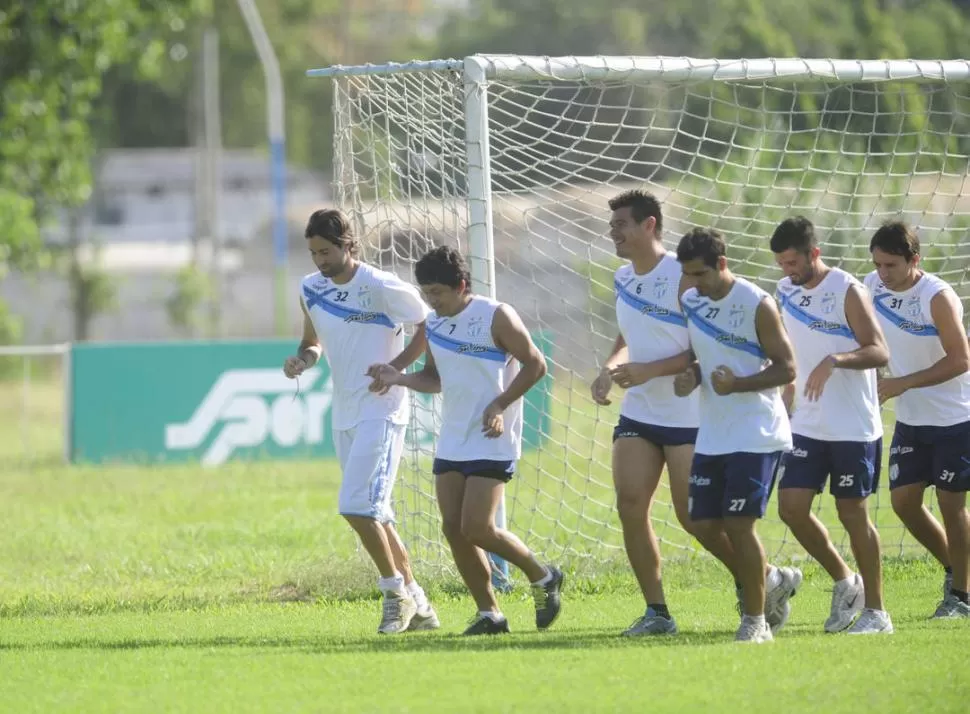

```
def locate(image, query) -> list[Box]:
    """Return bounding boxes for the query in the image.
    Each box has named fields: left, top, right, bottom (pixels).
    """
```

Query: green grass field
left=1, top=376, right=968, bottom=712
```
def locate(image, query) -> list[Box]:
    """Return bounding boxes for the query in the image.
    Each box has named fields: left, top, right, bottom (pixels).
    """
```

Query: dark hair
left=770, top=216, right=817, bottom=255
left=415, top=245, right=471, bottom=289
left=676, top=226, right=726, bottom=269
left=869, top=220, right=920, bottom=262
left=608, top=189, right=663, bottom=233
left=305, top=208, right=359, bottom=256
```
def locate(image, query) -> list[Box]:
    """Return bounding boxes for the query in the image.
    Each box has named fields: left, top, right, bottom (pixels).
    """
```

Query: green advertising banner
left=70, top=338, right=553, bottom=465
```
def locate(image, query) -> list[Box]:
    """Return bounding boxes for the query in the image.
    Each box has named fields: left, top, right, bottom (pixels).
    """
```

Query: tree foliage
left=0, top=0, right=202, bottom=282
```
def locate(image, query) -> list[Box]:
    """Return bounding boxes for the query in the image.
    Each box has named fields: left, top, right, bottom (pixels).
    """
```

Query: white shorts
left=335, top=419, right=407, bottom=523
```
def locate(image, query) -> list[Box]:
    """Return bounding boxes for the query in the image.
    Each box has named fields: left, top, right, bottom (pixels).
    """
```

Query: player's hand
left=877, top=376, right=907, bottom=404
left=590, top=368, right=613, bottom=405
left=283, top=356, right=307, bottom=379
left=482, top=400, right=505, bottom=438
left=610, top=363, right=652, bottom=390
left=804, top=355, right=836, bottom=402
left=673, top=367, right=698, bottom=397
left=710, top=365, right=736, bottom=396
left=366, top=363, right=401, bottom=394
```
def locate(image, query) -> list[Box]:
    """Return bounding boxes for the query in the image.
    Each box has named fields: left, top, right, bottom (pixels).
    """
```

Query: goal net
left=311, top=55, right=970, bottom=577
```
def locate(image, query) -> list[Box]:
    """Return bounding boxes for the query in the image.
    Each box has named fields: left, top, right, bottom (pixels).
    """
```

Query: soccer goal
left=308, top=55, right=970, bottom=577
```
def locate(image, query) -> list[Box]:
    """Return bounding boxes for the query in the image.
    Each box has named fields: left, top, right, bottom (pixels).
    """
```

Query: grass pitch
left=1, top=378, right=968, bottom=712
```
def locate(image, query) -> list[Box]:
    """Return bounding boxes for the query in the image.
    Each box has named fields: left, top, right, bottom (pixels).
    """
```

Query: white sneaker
left=825, top=574, right=864, bottom=633
left=408, top=604, right=441, bottom=631
left=377, top=589, right=417, bottom=634
left=766, top=566, right=803, bottom=633
left=846, top=608, right=893, bottom=635
left=735, top=615, right=773, bottom=644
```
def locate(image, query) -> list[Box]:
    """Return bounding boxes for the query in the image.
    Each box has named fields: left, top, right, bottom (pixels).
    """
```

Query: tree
left=0, top=1, right=203, bottom=340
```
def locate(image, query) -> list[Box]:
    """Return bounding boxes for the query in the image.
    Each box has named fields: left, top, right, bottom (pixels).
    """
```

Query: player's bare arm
left=713, top=297, right=796, bottom=395
left=371, top=346, right=442, bottom=394
left=610, top=350, right=693, bottom=390
left=590, top=333, right=627, bottom=405
left=284, top=300, right=323, bottom=378
left=879, top=289, right=970, bottom=402
left=483, top=305, right=548, bottom=437
left=803, top=284, right=889, bottom=402
left=367, top=322, right=428, bottom=394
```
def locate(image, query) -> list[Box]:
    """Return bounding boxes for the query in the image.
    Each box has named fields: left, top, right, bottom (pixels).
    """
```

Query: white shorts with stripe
left=335, top=419, right=407, bottom=523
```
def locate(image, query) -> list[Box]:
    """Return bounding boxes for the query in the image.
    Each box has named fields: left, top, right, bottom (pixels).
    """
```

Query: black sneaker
left=532, top=566, right=564, bottom=629
left=462, top=613, right=511, bottom=636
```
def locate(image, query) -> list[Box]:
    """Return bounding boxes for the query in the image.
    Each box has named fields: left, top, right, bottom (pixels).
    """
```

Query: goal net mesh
left=324, top=56, right=970, bottom=577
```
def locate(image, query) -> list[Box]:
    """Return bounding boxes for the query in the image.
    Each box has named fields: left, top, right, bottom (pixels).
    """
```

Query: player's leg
left=667, top=440, right=740, bottom=580
left=931, top=424, right=970, bottom=619
left=890, top=422, right=951, bottom=575
left=832, top=439, right=891, bottom=634
left=337, top=422, right=417, bottom=634
left=371, top=423, right=439, bottom=631
left=612, top=420, right=676, bottom=635
left=722, top=452, right=787, bottom=643
left=777, top=437, right=859, bottom=632
left=462, top=470, right=563, bottom=630
left=434, top=464, right=507, bottom=635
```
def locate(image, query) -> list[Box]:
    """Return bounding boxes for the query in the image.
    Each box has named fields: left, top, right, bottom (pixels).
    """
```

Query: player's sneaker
left=622, top=608, right=678, bottom=637
left=735, top=615, right=773, bottom=644
left=532, top=566, right=564, bottom=630
left=407, top=605, right=441, bottom=631
left=932, top=593, right=970, bottom=619
left=766, top=566, right=802, bottom=633
left=846, top=608, right=893, bottom=635
left=824, top=573, right=864, bottom=633
left=462, top=613, right=510, bottom=636
left=377, top=589, right=417, bottom=634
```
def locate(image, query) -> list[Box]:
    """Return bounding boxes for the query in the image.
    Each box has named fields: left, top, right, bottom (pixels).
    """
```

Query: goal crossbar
left=309, top=55, right=970, bottom=83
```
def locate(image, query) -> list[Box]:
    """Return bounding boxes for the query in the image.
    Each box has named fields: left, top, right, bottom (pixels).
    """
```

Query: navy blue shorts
left=613, top=415, right=698, bottom=447
left=889, top=420, right=970, bottom=493
left=778, top=434, right=881, bottom=499
left=688, top=451, right=783, bottom=520
left=432, top=458, right=515, bottom=483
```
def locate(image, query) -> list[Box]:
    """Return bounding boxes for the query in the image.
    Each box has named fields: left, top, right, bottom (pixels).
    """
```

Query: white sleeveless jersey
left=777, top=268, right=882, bottom=442
left=301, top=264, right=429, bottom=431
left=682, top=277, right=793, bottom=455
left=427, top=296, right=522, bottom=462
left=614, top=255, right=700, bottom=428
left=864, top=270, right=970, bottom=427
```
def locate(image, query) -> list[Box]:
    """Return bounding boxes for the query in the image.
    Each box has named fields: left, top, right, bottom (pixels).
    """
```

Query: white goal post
left=308, top=55, right=970, bottom=577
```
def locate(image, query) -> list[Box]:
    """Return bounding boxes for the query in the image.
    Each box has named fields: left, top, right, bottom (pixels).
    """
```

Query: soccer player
left=674, top=227, right=798, bottom=643
left=589, top=190, right=714, bottom=636
left=771, top=216, right=893, bottom=634
left=283, top=208, right=439, bottom=634
left=864, top=220, right=970, bottom=619
left=370, top=245, right=563, bottom=635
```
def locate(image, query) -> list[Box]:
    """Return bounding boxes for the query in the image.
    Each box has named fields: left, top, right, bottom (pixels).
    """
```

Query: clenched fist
left=283, top=356, right=307, bottom=379
left=674, top=367, right=698, bottom=397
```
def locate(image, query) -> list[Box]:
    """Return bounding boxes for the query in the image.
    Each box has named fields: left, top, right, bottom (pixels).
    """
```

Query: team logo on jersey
left=905, top=296, right=921, bottom=318
left=466, top=316, right=488, bottom=339
left=653, top=277, right=669, bottom=301
left=820, top=292, right=836, bottom=315
left=357, top=285, right=373, bottom=309
left=728, top=305, right=745, bottom=328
